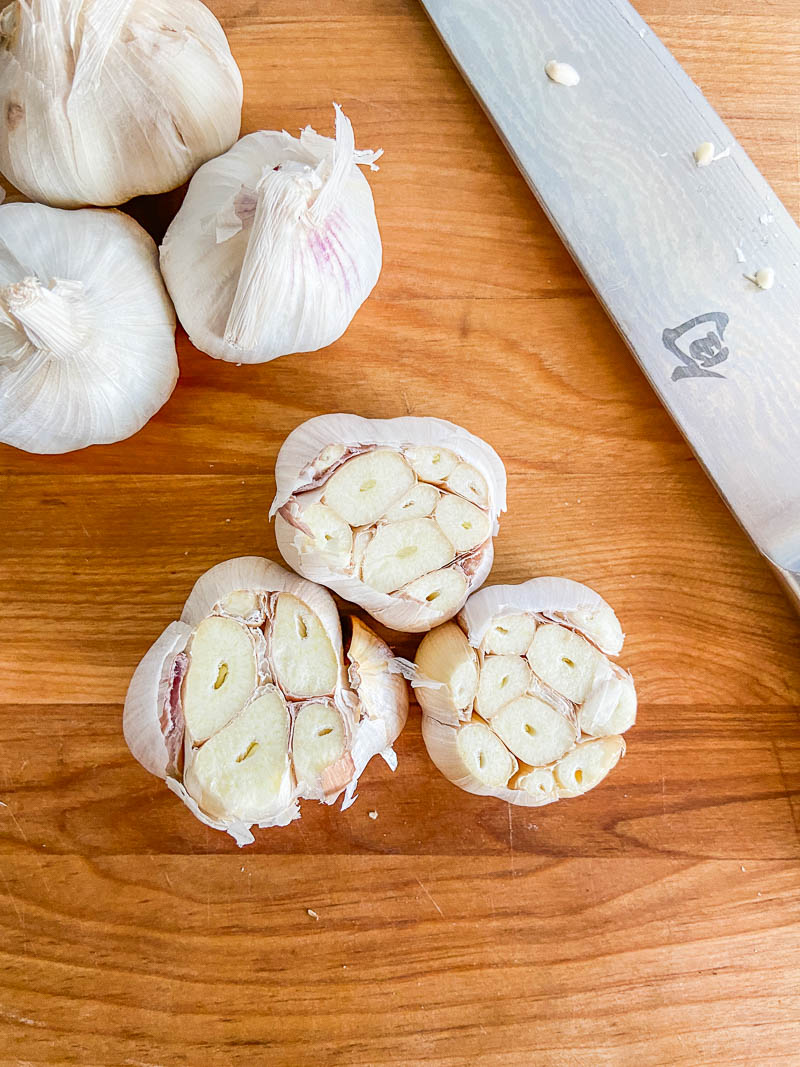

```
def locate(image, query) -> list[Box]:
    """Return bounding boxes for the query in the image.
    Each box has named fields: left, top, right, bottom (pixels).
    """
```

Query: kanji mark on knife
left=663, top=312, right=729, bottom=381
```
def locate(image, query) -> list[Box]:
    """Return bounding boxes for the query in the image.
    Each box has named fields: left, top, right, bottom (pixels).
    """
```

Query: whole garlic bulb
left=0, top=0, right=243, bottom=208
left=270, top=413, right=508, bottom=632
left=123, top=557, right=409, bottom=846
left=0, top=202, right=178, bottom=454
left=414, top=577, right=636, bottom=807
left=159, top=104, right=382, bottom=363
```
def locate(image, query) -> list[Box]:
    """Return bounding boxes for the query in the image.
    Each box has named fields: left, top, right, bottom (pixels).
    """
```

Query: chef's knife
left=421, top=0, right=800, bottom=610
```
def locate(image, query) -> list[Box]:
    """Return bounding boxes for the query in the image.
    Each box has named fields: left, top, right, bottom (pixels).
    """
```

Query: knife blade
left=421, top=0, right=800, bottom=609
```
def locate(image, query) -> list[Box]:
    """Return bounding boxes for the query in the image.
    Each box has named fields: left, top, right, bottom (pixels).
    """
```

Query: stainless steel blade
left=421, top=0, right=800, bottom=607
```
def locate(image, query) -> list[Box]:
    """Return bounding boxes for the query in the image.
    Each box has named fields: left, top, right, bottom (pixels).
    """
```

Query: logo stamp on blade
left=663, top=312, right=729, bottom=381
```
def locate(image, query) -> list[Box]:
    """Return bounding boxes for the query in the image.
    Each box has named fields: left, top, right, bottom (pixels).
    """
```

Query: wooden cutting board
left=1, top=1, right=798, bottom=1063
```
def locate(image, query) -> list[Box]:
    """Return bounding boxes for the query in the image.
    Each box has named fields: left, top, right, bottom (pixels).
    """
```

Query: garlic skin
left=270, top=413, right=507, bottom=632
left=0, top=203, right=177, bottom=454
left=0, top=0, right=242, bottom=208
left=415, top=577, right=635, bottom=807
left=160, top=105, right=382, bottom=364
left=123, top=557, right=409, bottom=846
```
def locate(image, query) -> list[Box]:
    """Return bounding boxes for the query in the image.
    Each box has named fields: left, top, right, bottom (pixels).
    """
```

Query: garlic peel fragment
left=416, top=578, right=635, bottom=807
left=271, top=414, right=507, bottom=632
left=124, top=558, right=408, bottom=844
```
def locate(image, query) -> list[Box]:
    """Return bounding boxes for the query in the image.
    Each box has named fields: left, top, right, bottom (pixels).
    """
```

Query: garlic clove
left=383, top=482, right=440, bottom=522
left=184, top=689, right=292, bottom=823
left=443, top=462, right=489, bottom=507
left=513, top=766, right=559, bottom=804
left=322, top=449, right=415, bottom=527
left=456, top=721, right=516, bottom=788
left=480, top=613, right=537, bottom=656
left=291, top=703, right=348, bottom=791
left=404, top=445, right=459, bottom=482
left=414, top=622, right=479, bottom=723
left=0, top=0, right=243, bottom=208
left=217, top=589, right=265, bottom=626
left=397, top=567, right=468, bottom=618
left=182, top=616, right=258, bottom=744
left=270, top=593, right=339, bottom=699
left=297, top=503, right=353, bottom=566
left=434, top=493, right=492, bottom=554
left=361, top=518, right=455, bottom=595
left=490, top=696, right=578, bottom=767
left=474, top=654, right=531, bottom=719
left=554, top=736, right=626, bottom=798
left=578, top=674, right=637, bottom=737
left=526, top=623, right=606, bottom=704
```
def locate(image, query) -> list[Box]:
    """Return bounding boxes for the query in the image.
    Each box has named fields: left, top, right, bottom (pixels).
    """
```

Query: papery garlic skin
left=123, top=557, right=409, bottom=845
left=415, top=577, right=635, bottom=807
left=0, top=203, right=177, bottom=453
left=0, top=0, right=242, bottom=208
left=160, top=104, right=381, bottom=364
left=271, top=413, right=507, bottom=633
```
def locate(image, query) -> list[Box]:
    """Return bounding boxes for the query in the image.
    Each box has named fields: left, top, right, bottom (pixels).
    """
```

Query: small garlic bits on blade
left=414, top=577, right=635, bottom=807
left=0, top=203, right=177, bottom=454
left=123, top=557, right=408, bottom=846
left=0, top=0, right=243, bottom=208
left=159, top=104, right=382, bottom=364
left=270, top=414, right=507, bottom=632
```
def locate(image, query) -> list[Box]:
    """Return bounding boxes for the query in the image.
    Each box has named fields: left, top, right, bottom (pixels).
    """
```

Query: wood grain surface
left=1, top=1, right=799, bottom=1064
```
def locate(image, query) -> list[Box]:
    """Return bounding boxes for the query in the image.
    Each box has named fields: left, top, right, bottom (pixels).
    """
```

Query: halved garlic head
left=271, top=414, right=507, bottom=632
left=123, top=557, right=408, bottom=845
left=415, top=577, right=635, bottom=807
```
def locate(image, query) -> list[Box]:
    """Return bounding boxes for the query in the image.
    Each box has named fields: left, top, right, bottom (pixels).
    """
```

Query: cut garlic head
left=0, top=0, right=242, bottom=208
left=160, top=104, right=381, bottom=364
left=415, top=577, right=635, bottom=807
left=123, top=557, right=408, bottom=846
left=0, top=203, right=177, bottom=454
left=271, top=413, right=507, bottom=632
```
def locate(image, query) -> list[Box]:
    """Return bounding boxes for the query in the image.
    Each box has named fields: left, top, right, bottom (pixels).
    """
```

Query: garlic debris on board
left=0, top=202, right=177, bottom=454
left=414, top=577, right=635, bottom=806
left=159, top=105, right=382, bottom=364
left=270, top=414, right=507, bottom=633
left=0, top=0, right=243, bottom=208
left=123, top=557, right=409, bottom=846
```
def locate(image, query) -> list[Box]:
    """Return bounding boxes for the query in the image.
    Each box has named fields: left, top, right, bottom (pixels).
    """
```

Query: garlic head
left=123, top=557, right=409, bottom=846
left=0, top=0, right=243, bottom=208
left=0, top=202, right=177, bottom=454
left=415, top=577, right=635, bottom=807
left=270, top=413, right=507, bottom=632
left=160, top=105, right=382, bottom=364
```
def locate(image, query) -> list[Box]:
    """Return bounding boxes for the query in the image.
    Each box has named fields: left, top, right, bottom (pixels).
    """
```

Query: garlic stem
left=1, top=276, right=88, bottom=359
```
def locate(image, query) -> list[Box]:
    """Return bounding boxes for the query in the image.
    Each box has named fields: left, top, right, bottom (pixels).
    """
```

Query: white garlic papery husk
left=123, top=557, right=409, bottom=846
left=0, top=0, right=243, bottom=208
left=159, top=104, right=382, bottom=364
left=414, top=577, right=635, bottom=807
left=0, top=203, right=178, bottom=453
left=270, top=413, right=508, bottom=633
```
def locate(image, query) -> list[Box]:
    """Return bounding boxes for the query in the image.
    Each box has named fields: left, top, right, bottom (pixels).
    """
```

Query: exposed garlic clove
left=184, top=689, right=292, bottom=822
left=322, top=450, right=415, bottom=527
left=160, top=105, right=382, bottom=364
left=491, top=696, right=578, bottom=767
left=414, top=622, right=479, bottom=723
left=383, top=482, right=440, bottom=522
left=361, top=518, right=455, bottom=594
left=418, top=577, right=635, bottom=808
left=0, top=204, right=177, bottom=454
left=270, top=593, right=339, bottom=699
left=0, top=0, right=243, bottom=208
left=480, top=613, right=537, bottom=656
left=182, top=616, right=258, bottom=744
left=299, top=503, right=353, bottom=565
left=123, top=557, right=408, bottom=844
left=474, top=654, right=532, bottom=719
left=554, top=736, right=626, bottom=798
left=270, top=413, right=507, bottom=632
left=578, top=675, right=637, bottom=737
left=434, top=493, right=492, bottom=554
left=526, top=623, right=606, bottom=704
left=404, top=445, right=459, bottom=482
